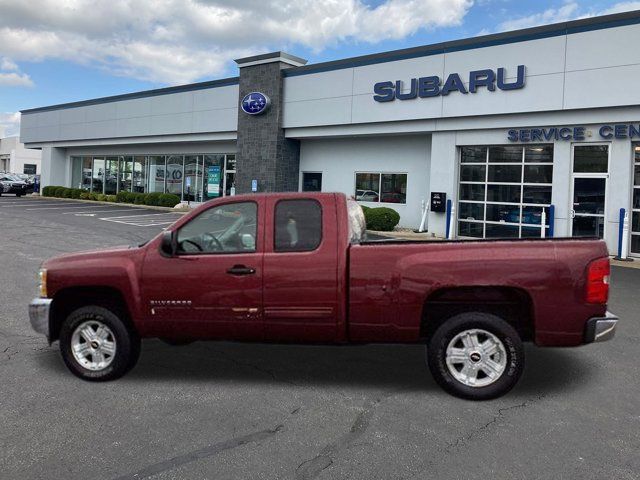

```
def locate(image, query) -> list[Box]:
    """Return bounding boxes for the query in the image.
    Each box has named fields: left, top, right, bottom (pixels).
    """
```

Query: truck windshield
left=347, top=198, right=366, bottom=243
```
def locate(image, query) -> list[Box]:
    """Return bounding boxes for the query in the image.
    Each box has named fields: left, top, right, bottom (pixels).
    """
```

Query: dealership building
left=19, top=10, right=640, bottom=255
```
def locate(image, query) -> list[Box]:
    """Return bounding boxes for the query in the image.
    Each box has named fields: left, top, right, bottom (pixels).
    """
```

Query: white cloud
left=491, top=1, right=640, bottom=33
left=498, top=2, right=580, bottom=31
left=0, top=55, right=33, bottom=87
left=599, top=1, right=640, bottom=15
left=0, top=0, right=473, bottom=84
left=0, top=71, right=34, bottom=87
left=1, top=57, right=18, bottom=71
left=0, top=112, right=21, bottom=137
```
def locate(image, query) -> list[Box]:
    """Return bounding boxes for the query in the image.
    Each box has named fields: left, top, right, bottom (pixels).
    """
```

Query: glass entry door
left=571, top=176, right=606, bottom=238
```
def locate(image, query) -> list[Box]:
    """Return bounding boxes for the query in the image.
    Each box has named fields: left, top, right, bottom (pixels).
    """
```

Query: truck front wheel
left=427, top=312, right=524, bottom=400
left=59, top=306, right=140, bottom=381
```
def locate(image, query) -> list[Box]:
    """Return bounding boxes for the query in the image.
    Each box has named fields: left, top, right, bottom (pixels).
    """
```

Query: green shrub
left=106, top=195, right=117, bottom=202
left=364, top=207, right=400, bottom=231
left=80, top=191, right=91, bottom=200
left=42, top=186, right=55, bottom=197
left=360, top=205, right=370, bottom=213
left=116, top=191, right=133, bottom=203
left=71, top=189, right=83, bottom=199
left=53, top=186, right=66, bottom=197
left=133, top=193, right=146, bottom=205
left=95, top=193, right=107, bottom=202
left=158, top=193, right=181, bottom=208
left=144, top=192, right=163, bottom=206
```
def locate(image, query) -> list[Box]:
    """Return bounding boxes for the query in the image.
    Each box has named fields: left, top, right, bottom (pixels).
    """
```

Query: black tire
left=427, top=312, right=524, bottom=400
left=16, top=193, right=22, bottom=197
left=59, top=305, right=140, bottom=381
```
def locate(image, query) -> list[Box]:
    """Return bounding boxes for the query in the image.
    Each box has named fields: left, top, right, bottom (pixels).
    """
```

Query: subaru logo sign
left=241, top=92, right=270, bottom=115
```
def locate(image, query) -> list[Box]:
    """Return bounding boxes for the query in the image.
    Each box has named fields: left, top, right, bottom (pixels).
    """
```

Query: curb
left=28, top=195, right=191, bottom=213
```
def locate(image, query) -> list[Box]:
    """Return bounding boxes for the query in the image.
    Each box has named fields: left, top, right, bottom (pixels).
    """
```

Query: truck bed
left=348, top=237, right=609, bottom=346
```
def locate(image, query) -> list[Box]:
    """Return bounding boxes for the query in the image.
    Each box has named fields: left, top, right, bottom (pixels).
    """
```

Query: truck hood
left=43, top=245, right=138, bottom=268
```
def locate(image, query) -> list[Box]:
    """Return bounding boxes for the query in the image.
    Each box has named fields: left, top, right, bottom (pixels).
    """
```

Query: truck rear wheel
left=427, top=312, right=524, bottom=400
left=59, top=305, right=140, bottom=381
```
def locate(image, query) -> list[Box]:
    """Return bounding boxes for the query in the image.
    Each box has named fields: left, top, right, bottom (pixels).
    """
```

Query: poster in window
left=208, top=165, right=221, bottom=197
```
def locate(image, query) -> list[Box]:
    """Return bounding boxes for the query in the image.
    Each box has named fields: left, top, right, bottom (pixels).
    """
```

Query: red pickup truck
left=29, top=192, right=618, bottom=400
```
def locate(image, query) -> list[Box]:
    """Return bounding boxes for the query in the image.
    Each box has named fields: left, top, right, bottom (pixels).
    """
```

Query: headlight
left=38, top=269, right=47, bottom=298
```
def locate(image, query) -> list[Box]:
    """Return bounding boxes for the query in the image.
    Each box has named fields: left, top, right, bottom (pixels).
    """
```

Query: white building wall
left=283, top=20, right=640, bottom=129
left=41, top=147, right=68, bottom=187
left=299, top=135, right=431, bottom=227
left=21, top=84, right=239, bottom=145
left=0, top=136, right=42, bottom=174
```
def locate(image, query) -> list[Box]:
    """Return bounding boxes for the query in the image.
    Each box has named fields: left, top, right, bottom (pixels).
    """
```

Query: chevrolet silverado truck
left=29, top=192, right=618, bottom=400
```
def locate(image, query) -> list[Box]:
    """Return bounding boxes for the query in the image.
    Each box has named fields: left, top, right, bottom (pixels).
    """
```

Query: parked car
left=380, top=192, right=405, bottom=203
left=355, top=189, right=379, bottom=202
left=0, top=174, right=28, bottom=196
left=13, top=173, right=35, bottom=193
left=29, top=192, right=617, bottom=400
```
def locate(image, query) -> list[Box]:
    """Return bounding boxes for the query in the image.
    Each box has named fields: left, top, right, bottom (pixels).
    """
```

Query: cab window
left=274, top=199, right=322, bottom=252
left=177, top=202, right=257, bottom=254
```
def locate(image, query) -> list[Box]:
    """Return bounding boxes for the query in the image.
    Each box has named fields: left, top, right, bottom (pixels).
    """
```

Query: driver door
left=141, top=199, right=264, bottom=340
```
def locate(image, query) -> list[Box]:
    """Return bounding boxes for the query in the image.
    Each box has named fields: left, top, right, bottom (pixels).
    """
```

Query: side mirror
left=160, top=231, right=176, bottom=257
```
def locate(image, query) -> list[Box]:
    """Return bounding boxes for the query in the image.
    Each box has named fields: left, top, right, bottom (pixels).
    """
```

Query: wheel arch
left=420, top=286, right=535, bottom=342
left=50, top=286, right=136, bottom=343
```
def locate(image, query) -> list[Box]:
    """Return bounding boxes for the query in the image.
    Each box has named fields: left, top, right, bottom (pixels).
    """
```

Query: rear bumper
left=29, top=298, right=52, bottom=339
left=584, top=311, right=618, bottom=343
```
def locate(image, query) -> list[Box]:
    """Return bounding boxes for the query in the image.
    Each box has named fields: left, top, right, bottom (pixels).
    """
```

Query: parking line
left=99, top=212, right=183, bottom=227
left=0, top=202, right=69, bottom=207
left=25, top=204, right=120, bottom=210
left=102, top=212, right=184, bottom=219
left=63, top=208, right=147, bottom=215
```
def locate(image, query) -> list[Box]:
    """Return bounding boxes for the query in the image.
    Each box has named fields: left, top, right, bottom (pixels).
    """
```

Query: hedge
left=43, top=186, right=181, bottom=208
left=364, top=206, right=400, bottom=231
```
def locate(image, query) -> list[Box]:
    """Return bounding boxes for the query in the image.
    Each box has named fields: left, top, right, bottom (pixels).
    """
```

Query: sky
left=1, top=0, right=639, bottom=137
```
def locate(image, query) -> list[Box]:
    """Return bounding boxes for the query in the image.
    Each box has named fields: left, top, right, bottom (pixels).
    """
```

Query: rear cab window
left=274, top=199, right=322, bottom=252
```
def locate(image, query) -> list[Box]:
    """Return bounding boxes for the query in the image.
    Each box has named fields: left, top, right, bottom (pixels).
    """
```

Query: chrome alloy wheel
left=445, top=328, right=507, bottom=388
left=70, top=320, right=117, bottom=371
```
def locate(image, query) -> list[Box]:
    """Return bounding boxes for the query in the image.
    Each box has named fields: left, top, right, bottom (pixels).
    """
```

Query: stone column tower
left=234, top=52, right=307, bottom=193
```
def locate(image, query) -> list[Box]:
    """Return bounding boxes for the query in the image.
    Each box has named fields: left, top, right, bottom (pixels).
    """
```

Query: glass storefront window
left=302, top=172, right=322, bottom=192
left=166, top=155, right=183, bottom=198
left=525, top=146, right=553, bottom=163
left=458, top=145, right=553, bottom=239
left=68, top=153, right=234, bottom=199
left=119, top=156, right=133, bottom=192
left=460, top=147, right=487, bottom=163
left=183, top=155, right=200, bottom=202
left=489, top=146, right=523, bottom=163
left=355, top=173, right=380, bottom=202
left=354, top=172, right=407, bottom=204
left=380, top=173, right=407, bottom=204
left=573, top=145, right=608, bottom=173
left=147, top=156, right=166, bottom=193
left=82, top=157, right=92, bottom=190
left=104, top=156, right=119, bottom=195
left=92, top=157, right=105, bottom=193
left=132, top=156, right=146, bottom=193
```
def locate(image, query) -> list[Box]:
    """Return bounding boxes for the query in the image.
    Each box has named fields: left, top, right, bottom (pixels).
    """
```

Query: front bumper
left=585, top=311, right=618, bottom=343
left=29, top=298, right=52, bottom=338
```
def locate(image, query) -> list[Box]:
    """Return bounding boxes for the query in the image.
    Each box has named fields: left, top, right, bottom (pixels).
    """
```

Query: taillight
left=586, top=257, right=610, bottom=304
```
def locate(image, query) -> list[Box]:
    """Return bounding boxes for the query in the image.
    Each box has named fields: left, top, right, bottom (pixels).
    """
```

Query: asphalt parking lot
left=1, top=195, right=639, bottom=480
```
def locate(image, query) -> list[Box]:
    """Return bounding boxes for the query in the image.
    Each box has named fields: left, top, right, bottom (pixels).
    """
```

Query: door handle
left=226, top=264, right=256, bottom=275
left=570, top=209, right=576, bottom=219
